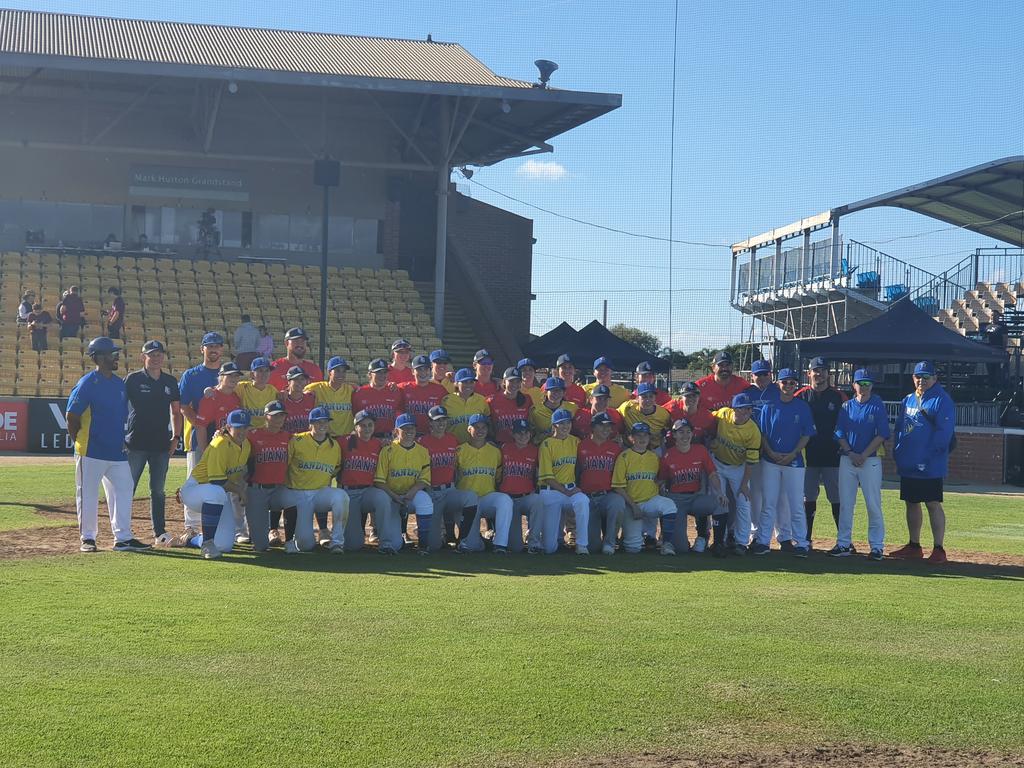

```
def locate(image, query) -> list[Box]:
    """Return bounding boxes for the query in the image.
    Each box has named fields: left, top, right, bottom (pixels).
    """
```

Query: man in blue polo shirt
left=751, top=368, right=816, bottom=557
left=178, top=332, right=224, bottom=534
left=743, top=358, right=782, bottom=545
left=67, top=337, right=149, bottom=552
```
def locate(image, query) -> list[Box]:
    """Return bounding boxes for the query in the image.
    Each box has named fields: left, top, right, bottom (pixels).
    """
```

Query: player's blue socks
left=660, top=513, right=676, bottom=544
left=200, top=502, right=223, bottom=543
left=416, top=513, right=432, bottom=552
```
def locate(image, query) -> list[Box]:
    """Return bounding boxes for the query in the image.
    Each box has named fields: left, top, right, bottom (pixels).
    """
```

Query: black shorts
left=899, top=476, right=943, bottom=503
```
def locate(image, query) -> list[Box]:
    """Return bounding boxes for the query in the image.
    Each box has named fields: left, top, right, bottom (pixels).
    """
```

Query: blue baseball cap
left=367, top=358, right=388, bottom=373
left=225, top=409, right=251, bottom=428
left=731, top=393, right=753, bottom=409
left=543, top=376, right=565, bottom=391
left=353, top=409, right=374, bottom=424
left=326, top=356, right=349, bottom=372
left=412, top=355, right=431, bottom=369
left=672, top=418, right=692, bottom=431
left=511, top=418, right=531, bottom=432
left=636, top=382, right=657, bottom=396
left=517, top=357, right=537, bottom=369
left=141, top=339, right=165, bottom=355
left=591, top=412, right=612, bottom=426
left=502, top=367, right=522, bottom=380
left=309, top=406, right=331, bottom=423
left=218, top=362, right=242, bottom=376
left=86, top=336, right=121, bottom=356
left=551, top=408, right=573, bottom=424
left=427, top=406, right=448, bottom=420
left=751, top=359, right=772, bottom=374
left=777, top=368, right=799, bottom=382
left=264, top=400, right=286, bottom=416
left=391, top=338, right=411, bottom=351
left=681, top=382, right=700, bottom=395
left=590, top=384, right=611, bottom=398
left=914, top=360, right=936, bottom=376
left=808, top=356, right=828, bottom=371
left=454, top=368, right=477, bottom=383
left=473, top=349, right=493, bottom=364
left=853, top=368, right=874, bottom=383
left=636, top=361, right=654, bottom=374
left=630, top=421, right=651, bottom=433
left=201, top=332, right=224, bottom=346
left=713, top=351, right=733, bottom=365
left=468, top=413, right=489, bottom=426
left=250, top=356, right=271, bottom=371
left=594, top=356, right=613, bottom=370
left=429, top=349, right=451, bottom=364
left=286, top=365, right=309, bottom=380
left=395, top=413, right=417, bottom=429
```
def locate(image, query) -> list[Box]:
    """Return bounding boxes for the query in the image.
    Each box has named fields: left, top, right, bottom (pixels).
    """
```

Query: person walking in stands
left=387, top=338, right=415, bottom=385
left=488, top=367, right=533, bottom=444
left=613, top=422, right=678, bottom=555
left=245, top=400, right=290, bottom=551
left=695, top=351, right=748, bottom=412
left=442, top=368, right=491, bottom=444
left=375, top=413, right=433, bottom=554
left=632, top=361, right=672, bottom=406
left=68, top=337, right=150, bottom=553
left=831, top=370, right=890, bottom=561
left=17, top=291, right=34, bottom=324
left=419, top=406, right=461, bottom=549
left=125, top=340, right=182, bottom=547
left=305, top=356, right=355, bottom=437
left=517, top=357, right=543, bottom=405
left=576, top=412, right=625, bottom=554
left=59, top=285, right=86, bottom=339
left=472, top=349, right=498, bottom=398
left=398, top=355, right=448, bottom=435
left=268, top=327, right=322, bottom=390
left=530, top=376, right=578, bottom=445
left=232, top=314, right=261, bottom=370
left=797, top=357, right=847, bottom=542
left=583, top=356, right=632, bottom=409
left=572, top=383, right=626, bottom=440
left=178, top=332, right=225, bottom=538
left=26, top=303, right=53, bottom=352
left=235, top=357, right=279, bottom=429
left=499, top=418, right=545, bottom=552
left=340, top=411, right=390, bottom=551
left=537, top=408, right=589, bottom=554
left=257, top=326, right=274, bottom=359
left=104, top=287, right=125, bottom=340
left=429, top=349, right=455, bottom=393
left=354, top=358, right=404, bottom=438
left=555, top=354, right=589, bottom=409
left=891, top=360, right=956, bottom=564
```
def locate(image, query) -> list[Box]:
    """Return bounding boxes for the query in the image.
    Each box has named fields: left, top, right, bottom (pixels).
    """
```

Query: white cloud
left=516, top=159, right=567, bottom=181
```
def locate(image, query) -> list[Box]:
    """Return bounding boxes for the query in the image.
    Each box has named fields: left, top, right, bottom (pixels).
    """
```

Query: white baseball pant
left=620, top=495, right=676, bottom=553
left=75, top=456, right=136, bottom=544
left=458, top=491, right=514, bottom=551
left=640, top=446, right=666, bottom=541
left=755, top=460, right=808, bottom=548
left=712, top=458, right=753, bottom=547
left=747, top=459, right=789, bottom=543
left=837, top=456, right=884, bottom=550
left=426, top=486, right=462, bottom=550
left=538, top=489, right=590, bottom=553
left=183, top=447, right=205, bottom=529
left=178, top=477, right=240, bottom=553
left=284, top=487, right=350, bottom=552
left=379, top=490, right=432, bottom=551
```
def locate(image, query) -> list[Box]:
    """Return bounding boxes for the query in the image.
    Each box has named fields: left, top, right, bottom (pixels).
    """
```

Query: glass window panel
left=354, top=218, right=379, bottom=256
left=327, top=216, right=353, bottom=252
left=255, top=213, right=289, bottom=251
left=289, top=214, right=320, bottom=252
left=221, top=210, right=242, bottom=248
left=91, top=205, right=124, bottom=244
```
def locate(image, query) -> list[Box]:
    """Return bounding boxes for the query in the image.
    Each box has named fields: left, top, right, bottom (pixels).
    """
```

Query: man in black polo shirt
left=797, top=357, right=847, bottom=544
left=125, top=340, right=183, bottom=546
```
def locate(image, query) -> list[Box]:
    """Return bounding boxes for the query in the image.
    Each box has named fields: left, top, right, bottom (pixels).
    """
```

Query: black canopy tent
left=522, top=320, right=669, bottom=372
left=800, top=299, right=1008, bottom=363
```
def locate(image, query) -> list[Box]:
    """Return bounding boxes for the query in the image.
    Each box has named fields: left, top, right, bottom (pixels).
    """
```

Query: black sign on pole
left=28, top=397, right=74, bottom=454
left=313, top=157, right=341, bottom=373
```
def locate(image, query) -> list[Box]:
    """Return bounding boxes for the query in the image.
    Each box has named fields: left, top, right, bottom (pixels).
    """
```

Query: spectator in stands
left=17, top=291, right=34, bottom=324
left=583, top=356, right=631, bottom=409
left=103, top=233, right=118, bottom=249
left=59, top=286, right=86, bottom=339
left=136, top=233, right=150, bottom=251
left=257, top=326, right=274, bottom=359
left=233, top=314, right=261, bottom=370
left=268, top=327, right=323, bottom=390
left=26, top=303, right=52, bottom=352
left=104, top=287, right=125, bottom=340
left=695, top=351, right=749, bottom=412
left=387, top=338, right=415, bottom=385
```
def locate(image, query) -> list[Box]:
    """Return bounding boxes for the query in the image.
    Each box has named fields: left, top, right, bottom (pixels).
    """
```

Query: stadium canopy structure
left=522, top=320, right=670, bottom=372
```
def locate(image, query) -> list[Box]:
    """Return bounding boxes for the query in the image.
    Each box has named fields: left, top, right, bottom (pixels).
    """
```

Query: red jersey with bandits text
left=246, top=428, right=291, bottom=485
left=340, top=435, right=384, bottom=487
left=660, top=444, right=717, bottom=494
left=499, top=442, right=539, bottom=495
left=280, top=391, right=316, bottom=434
left=352, top=384, right=404, bottom=435
left=576, top=438, right=622, bottom=493
left=488, top=392, right=533, bottom=444
left=418, top=432, right=459, bottom=486
left=694, top=374, right=749, bottom=412
left=398, top=380, right=448, bottom=433
left=572, top=407, right=625, bottom=440
left=268, top=358, right=323, bottom=391
left=386, top=365, right=415, bottom=386
left=665, top=402, right=717, bottom=446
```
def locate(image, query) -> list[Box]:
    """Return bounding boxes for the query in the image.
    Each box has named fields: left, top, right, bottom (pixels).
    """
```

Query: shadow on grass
left=139, top=546, right=1024, bottom=582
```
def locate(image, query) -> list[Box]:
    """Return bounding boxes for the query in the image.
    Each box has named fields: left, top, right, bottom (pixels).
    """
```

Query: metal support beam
left=88, top=78, right=161, bottom=145
left=0, top=66, right=42, bottom=99
left=252, top=86, right=317, bottom=159
left=729, top=251, right=737, bottom=304
left=433, top=98, right=451, bottom=341
left=401, top=95, right=431, bottom=162
left=773, top=238, right=782, bottom=292
left=369, top=94, right=434, bottom=167
left=801, top=229, right=810, bottom=284
left=830, top=216, right=841, bottom=277
left=468, top=117, right=553, bottom=153
left=446, top=98, right=480, bottom=165
left=203, top=82, right=223, bottom=153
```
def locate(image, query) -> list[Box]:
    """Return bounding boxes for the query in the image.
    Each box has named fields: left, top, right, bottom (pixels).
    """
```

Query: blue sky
left=11, top=0, right=1024, bottom=351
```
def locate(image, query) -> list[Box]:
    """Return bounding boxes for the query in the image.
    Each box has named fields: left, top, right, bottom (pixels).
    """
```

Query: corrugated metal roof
left=0, top=8, right=534, bottom=89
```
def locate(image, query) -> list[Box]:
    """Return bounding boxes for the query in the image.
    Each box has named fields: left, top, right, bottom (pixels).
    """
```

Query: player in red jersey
left=632, top=360, right=673, bottom=406
left=268, top=327, right=323, bottom=391
left=666, top=382, right=716, bottom=445
left=572, top=384, right=626, bottom=440
left=398, top=355, right=448, bottom=434
left=353, top=358, right=404, bottom=438
left=386, top=338, right=415, bottom=386
left=576, top=412, right=625, bottom=554
left=498, top=418, right=543, bottom=552
left=339, top=410, right=390, bottom=551
left=279, top=366, right=317, bottom=435
left=195, top=362, right=243, bottom=452
left=489, top=366, right=533, bottom=444
left=555, top=353, right=589, bottom=409
left=471, top=349, right=499, bottom=398
left=419, top=405, right=461, bottom=548
left=245, top=400, right=291, bottom=550
left=694, top=350, right=748, bottom=412
left=661, top=418, right=729, bottom=555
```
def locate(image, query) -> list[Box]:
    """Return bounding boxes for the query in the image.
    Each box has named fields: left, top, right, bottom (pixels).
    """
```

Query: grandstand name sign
left=129, top=165, right=249, bottom=202
left=28, top=399, right=74, bottom=453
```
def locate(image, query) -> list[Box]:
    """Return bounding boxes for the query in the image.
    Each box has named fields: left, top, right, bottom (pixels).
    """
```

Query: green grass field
left=1, top=462, right=1022, bottom=767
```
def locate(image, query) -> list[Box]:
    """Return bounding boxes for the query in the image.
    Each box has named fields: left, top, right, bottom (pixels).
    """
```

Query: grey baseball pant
left=245, top=484, right=285, bottom=552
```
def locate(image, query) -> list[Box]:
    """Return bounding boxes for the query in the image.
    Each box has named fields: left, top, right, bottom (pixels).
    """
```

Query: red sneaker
left=927, top=546, right=948, bottom=564
left=889, top=543, right=924, bottom=560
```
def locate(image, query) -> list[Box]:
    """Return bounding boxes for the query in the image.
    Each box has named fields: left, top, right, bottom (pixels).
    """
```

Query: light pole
left=314, top=156, right=341, bottom=372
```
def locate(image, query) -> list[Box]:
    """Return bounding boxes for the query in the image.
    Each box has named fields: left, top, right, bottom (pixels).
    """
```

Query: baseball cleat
left=732, top=544, right=747, bottom=556
left=868, top=548, right=884, bottom=561
left=378, top=545, right=397, bottom=555
left=711, top=543, right=727, bottom=558
left=154, top=532, right=174, bottom=548
left=749, top=542, right=771, bottom=556
left=113, top=538, right=152, bottom=552
left=659, top=541, right=676, bottom=556
left=328, top=543, right=344, bottom=554
left=927, top=546, right=948, bottom=564
left=692, top=536, right=707, bottom=554
left=492, top=545, right=508, bottom=555
left=779, top=540, right=795, bottom=553
left=172, top=527, right=198, bottom=547
left=267, top=529, right=283, bottom=547
left=200, top=541, right=221, bottom=560
left=284, top=539, right=301, bottom=554
left=235, top=534, right=251, bottom=545
left=527, top=545, right=543, bottom=555
left=828, top=545, right=854, bottom=557
left=79, top=538, right=97, bottom=553
left=793, top=545, right=809, bottom=558
left=601, top=543, right=615, bottom=555
left=575, top=545, right=589, bottom=555
left=318, top=532, right=332, bottom=547
left=889, top=543, right=924, bottom=560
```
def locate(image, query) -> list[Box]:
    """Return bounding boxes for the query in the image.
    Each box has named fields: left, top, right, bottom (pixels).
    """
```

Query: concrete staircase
left=415, top=282, right=485, bottom=369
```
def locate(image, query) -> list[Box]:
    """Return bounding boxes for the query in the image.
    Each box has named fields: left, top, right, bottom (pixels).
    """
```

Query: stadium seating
left=0, top=250, right=444, bottom=396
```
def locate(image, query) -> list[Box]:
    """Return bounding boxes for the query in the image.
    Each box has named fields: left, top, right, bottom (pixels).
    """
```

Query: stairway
left=415, top=282, right=485, bottom=369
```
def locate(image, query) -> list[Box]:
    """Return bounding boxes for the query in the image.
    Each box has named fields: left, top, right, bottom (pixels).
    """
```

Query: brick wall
left=881, top=428, right=1005, bottom=485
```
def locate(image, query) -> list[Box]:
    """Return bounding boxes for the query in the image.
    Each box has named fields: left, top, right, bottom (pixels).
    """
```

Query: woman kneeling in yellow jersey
left=613, top=422, right=678, bottom=554
left=374, top=413, right=433, bottom=554
left=178, top=409, right=252, bottom=560
left=282, top=407, right=349, bottom=553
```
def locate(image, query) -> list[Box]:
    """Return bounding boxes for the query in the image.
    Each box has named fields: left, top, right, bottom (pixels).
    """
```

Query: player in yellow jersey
left=178, top=409, right=251, bottom=560
left=235, top=357, right=279, bottom=428
left=375, top=413, right=433, bottom=554
left=304, top=356, right=355, bottom=437
left=453, top=414, right=513, bottom=554
left=529, top=376, right=579, bottom=444
left=583, top=356, right=632, bottom=409
left=710, top=393, right=761, bottom=553
left=613, top=422, right=678, bottom=554
left=517, top=357, right=543, bottom=405
left=282, top=407, right=348, bottom=554
left=442, top=368, right=491, bottom=443
left=429, top=349, right=456, bottom=393
left=537, top=408, right=589, bottom=554
left=618, top=383, right=672, bottom=450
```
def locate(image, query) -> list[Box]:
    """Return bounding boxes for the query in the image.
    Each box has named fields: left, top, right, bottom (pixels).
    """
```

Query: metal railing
left=972, top=247, right=1024, bottom=290
left=883, top=400, right=1002, bottom=427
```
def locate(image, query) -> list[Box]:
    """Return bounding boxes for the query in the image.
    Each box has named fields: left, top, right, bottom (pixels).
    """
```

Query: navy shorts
left=899, top=476, right=943, bottom=503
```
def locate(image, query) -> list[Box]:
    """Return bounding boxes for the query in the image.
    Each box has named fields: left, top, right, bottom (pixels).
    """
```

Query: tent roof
left=800, top=300, right=1008, bottom=363
left=521, top=321, right=669, bottom=372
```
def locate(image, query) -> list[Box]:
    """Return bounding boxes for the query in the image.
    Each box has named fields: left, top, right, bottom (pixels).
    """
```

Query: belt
left=588, top=490, right=608, bottom=498
left=508, top=492, right=532, bottom=499
left=248, top=482, right=278, bottom=489
left=432, top=483, right=452, bottom=491
left=343, top=484, right=370, bottom=490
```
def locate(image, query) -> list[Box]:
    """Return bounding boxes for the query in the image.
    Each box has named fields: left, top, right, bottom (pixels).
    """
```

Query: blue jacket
left=893, top=382, right=955, bottom=479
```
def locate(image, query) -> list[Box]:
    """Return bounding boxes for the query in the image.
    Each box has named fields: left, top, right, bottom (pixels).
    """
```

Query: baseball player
left=419, top=405, right=461, bottom=549
left=529, top=376, right=578, bottom=445
left=554, top=354, right=589, bottom=408
left=442, top=368, right=491, bottom=443
left=280, top=366, right=317, bottom=435
left=661, top=418, right=729, bottom=555
left=831, top=369, right=890, bottom=560
left=632, top=361, right=672, bottom=406
left=666, top=382, right=715, bottom=445
left=454, top=415, right=513, bottom=553
left=398, top=355, right=449, bottom=434
left=618, top=383, right=671, bottom=451
left=583, top=356, right=632, bottom=408
left=268, top=327, right=323, bottom=391
left=195, top=362, right=243, bottom=452
left=305, top=356, right=355, bottom=437
left=744, top=359, right=780, bottom=419
left=797, top=357, right=847, bottom=541
left=709, top=393, right=761, bottom=553
left=695, top=351, right=749, bottom=412
left=353, top=358, right=404, bottom=438
left=750, top=368, right=816, bottom=557
left=572, top=383, right=626, bottom=440
left=178, top=331, right=225, bottom=536
left=178, top=409, right=251, bottom=559
left=740, top=360, right=782, bottom=546
left=68, top=336, right=149, bottom=552
left=488, top=367, right=533, bottom=444
left=517, top=357, right=543, bottom=405
left=282, top=407, right=349, bottom=554
left=429, top=349, right=456, bottom=394
left=387, top=338, right=415, bottom=385
left=375, top=413, right=433, bottom=554
left=244, top=400, right=290, bottom=551
left=537, top=408, right=589, bottom=554
left=576, top=412, right=625, bottom=555
left=235, top=357, right=279, bottom=428
left=340, top=410, right=390, bottom=551
left=498, top=418, right=544, bottom=552
left=472, top=349, right=498, bottom=398
left=613, top=422, right=678, bottom=554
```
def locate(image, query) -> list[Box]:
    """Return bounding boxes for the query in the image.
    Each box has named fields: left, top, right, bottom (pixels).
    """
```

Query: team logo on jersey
left=580, top=455, right=616, bottom=472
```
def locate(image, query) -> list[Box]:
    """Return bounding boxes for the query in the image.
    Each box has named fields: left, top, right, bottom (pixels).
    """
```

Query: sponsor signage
left=129, top=165, right=249, bottom=202
left=28, top=398, right=74, bottom=454
left=0, top=399, right=29, bottom=451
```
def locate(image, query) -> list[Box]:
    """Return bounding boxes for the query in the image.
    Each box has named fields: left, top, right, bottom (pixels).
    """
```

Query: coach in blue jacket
left=891, top=360, right=955, bottom=564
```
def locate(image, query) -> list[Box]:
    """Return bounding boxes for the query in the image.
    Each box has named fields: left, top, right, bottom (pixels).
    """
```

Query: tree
left=689, top=347, right=717, bottom=374
left=608, top=323, right=661, bottom=356
left=658, top=347, right=691, bottom=368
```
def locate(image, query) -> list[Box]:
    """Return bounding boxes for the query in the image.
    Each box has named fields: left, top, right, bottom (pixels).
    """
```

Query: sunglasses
left=779, top=379, right=799, bottom=386
left=855, top=380, right=873, bottom=387
left=753, top=371, right=770, bottom=377
left=912, top=374, right=933, bottom=380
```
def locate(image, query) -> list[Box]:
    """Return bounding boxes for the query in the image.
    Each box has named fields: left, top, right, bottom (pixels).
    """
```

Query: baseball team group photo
left=1, top=3, right=1021, bottom=768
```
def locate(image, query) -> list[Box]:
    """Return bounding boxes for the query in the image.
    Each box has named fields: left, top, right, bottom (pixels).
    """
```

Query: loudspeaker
left=314, top=158, right=341, bottom=187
